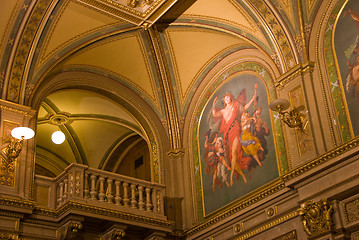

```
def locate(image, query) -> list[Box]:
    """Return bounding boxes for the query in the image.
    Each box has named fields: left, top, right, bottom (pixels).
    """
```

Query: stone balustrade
left=35, top=163, right=165, bottom=219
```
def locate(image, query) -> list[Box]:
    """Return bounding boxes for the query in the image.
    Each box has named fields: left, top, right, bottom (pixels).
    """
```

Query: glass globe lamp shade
left=51, top=131, right=65, bottom=144
left=11, top=127, right=35, bottom=140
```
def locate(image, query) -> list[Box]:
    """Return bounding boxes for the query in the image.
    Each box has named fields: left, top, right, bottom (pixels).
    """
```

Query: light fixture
left=269, top=99, right=308, bottom=132
left=46, top=112, right=70, bottom=145
left=3, top=127, right=35, bottom=159
left=51, top=130, right=65, bottom=144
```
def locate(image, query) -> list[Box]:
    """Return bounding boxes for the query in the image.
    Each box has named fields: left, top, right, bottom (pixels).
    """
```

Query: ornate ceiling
left=0, top=0, right=322, bottom=177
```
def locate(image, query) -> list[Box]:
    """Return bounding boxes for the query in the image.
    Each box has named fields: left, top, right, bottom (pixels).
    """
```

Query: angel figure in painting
left=204, top=132, right=231, bottom=192
left=211, top=83, right=258, bottom=186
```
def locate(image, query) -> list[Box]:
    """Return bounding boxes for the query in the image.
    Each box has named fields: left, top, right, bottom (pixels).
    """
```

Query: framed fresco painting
left=196, top=71, right=280, bottom=216
left=333, top=0, right=359, bottom=138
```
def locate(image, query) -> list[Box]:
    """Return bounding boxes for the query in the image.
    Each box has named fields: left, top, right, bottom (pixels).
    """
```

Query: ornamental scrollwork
left=298, top=199, right=334, bottom=237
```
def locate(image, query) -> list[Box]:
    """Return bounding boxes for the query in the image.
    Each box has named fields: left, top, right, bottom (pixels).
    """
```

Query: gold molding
left=249, top=0, right=296, bottom=71
left=233, top=211, right=298, bottom=240
left=6, top=0, right=53, bottom=103
left=272, top=230, right=297, bottom=240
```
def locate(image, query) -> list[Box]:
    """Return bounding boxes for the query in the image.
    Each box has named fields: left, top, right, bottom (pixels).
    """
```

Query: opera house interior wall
left=1, top=0, right=359, bottom=239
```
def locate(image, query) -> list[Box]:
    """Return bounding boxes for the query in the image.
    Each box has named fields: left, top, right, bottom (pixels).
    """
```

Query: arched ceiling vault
left=0, top=0, right=324, bottom=174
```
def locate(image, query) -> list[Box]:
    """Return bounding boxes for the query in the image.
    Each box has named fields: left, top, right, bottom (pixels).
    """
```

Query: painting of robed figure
left=198, top=74, right=279, bottom=215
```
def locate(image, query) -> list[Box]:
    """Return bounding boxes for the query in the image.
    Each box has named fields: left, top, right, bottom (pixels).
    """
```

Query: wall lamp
left=269, top=99, right=308, bottom=132
left=3, top=127, right=35, bottom=160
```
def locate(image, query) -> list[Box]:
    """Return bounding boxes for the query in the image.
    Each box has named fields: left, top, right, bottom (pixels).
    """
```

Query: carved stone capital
left=298, top=199, right=334, bottom=238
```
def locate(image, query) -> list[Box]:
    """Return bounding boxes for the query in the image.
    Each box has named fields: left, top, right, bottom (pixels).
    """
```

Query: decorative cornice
left=34, top=201, right=174, bottom=230
left=282, top=136, right=359, bottom=182
left=184, top=180, right=286, bottom=237
left=231, top=210, right=299, bottom=240
left=0, top=99, right=35, bottom=117
left=0, top=196, right=36, bottom=211
left=275, top=61, right=315, bottom=88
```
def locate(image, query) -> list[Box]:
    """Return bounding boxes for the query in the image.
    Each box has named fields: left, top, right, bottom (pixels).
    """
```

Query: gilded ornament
left=298, top=199, right=333, bottom=237
left=267, top=208, right=274, bottom=217
left=234, top=223, right=241, bottom=233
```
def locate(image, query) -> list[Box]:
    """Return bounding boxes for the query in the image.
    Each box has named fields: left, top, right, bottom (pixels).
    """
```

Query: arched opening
left=34, top=89, right=151, bottom=179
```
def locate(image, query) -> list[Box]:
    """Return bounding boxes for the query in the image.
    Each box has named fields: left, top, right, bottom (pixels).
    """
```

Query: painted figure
left=215, top=137, right=231, bottom=187
left=247, top=106, right=270, bottom=178
left=211, top=83, right=258, bottom=186
left=240, top=111, right=264, bottom=167
left=204, top=132, right=231, bottom=191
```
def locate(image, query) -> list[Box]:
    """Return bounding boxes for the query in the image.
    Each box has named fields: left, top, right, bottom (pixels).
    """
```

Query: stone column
left=165, top=148, right=185, bottom=231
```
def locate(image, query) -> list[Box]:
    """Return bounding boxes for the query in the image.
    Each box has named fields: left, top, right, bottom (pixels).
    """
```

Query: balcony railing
left=35, top=163, right=166, bottom=220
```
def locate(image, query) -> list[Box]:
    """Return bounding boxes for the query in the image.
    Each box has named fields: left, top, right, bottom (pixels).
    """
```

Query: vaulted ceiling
left=0, top=0, right=321, bottom=177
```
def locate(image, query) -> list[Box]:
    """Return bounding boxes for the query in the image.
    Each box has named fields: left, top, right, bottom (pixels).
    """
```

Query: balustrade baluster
left=145, top=187, right=152, bottom=212
left=130, top=184, right=137, bottom=209
left=123, top=182, right=129, bottom=207
left=106, top=179, right=114, bottom=204
left=98, top=176, right=105, bottom=202
left=69, top=173, right=74, bottom=196
left=156, top=190, right=161, bottom=213
left=90, top=174, right=97, bottom=200
left=63, top=179, right=68, bottom=201
left=138, top=186, right=144, bottom=210
left=114, top=180, right=122, bottom=206
left=84, top=173, right=89, bottom=199
left=58, top=182, right=64, bottom=205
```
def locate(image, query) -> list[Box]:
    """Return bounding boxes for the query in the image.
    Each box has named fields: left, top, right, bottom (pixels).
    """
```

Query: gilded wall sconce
left=3, top=127, right=34, bottom=160
left=269, top=99, right=308, bottom=132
